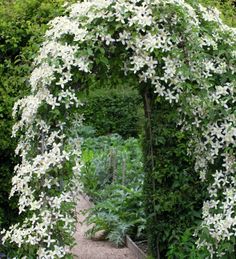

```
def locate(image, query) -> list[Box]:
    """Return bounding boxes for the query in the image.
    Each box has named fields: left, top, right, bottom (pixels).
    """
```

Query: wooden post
left=122, top=157, right=126, bottom=185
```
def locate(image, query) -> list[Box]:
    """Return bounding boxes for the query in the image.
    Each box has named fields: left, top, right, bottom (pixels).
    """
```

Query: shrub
left=142, top=97, right=207, bottom=257
left=80, top=89, right=143, bottom=138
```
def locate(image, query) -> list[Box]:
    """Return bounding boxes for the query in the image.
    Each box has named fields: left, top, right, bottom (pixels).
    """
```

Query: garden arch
left=3, top=0, right=236, bottom=258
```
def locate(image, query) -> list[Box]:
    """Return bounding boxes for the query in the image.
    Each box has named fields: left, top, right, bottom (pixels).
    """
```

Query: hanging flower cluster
left=2, top=0, right=235, bottom=258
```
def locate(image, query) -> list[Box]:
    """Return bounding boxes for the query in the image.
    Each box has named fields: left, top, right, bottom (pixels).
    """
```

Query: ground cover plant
left=1, top=0, right=236, bottom=258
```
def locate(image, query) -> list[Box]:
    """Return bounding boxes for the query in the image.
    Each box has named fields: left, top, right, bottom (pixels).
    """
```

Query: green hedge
left=81, top=89, right=144, bottom=138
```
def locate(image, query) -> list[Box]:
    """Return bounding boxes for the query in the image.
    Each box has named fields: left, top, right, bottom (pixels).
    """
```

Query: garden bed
left=126, top=235, right=147, bottom=259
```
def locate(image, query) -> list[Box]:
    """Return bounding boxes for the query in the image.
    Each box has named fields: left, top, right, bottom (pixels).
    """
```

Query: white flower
left=44, top=235, right=56, bottom=248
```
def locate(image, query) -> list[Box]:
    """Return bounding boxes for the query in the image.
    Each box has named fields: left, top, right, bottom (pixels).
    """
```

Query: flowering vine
left=2, top=0, right=236, bottom=258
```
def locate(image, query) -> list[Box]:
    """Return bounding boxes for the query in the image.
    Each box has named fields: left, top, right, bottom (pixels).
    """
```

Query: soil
left=135, top=240, right=148, bottom=255
left=72, top=194, right=136, bottom=259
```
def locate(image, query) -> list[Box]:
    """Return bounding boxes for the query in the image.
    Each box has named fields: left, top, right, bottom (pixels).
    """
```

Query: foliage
left=2, top=0, right=236, bottom=258
left=167, top=226, right=236, bottom=259
left=86, top=185, right=146, bottom=247
left=77, top=130, right=145, bottom=246
left=166, top=228, right=209, bottom=259
left=80, top=88, right=143, bottom=138
left=199, top=0, right=236, bottom=26
left=79, top=131, right=143, bottom=200
left=142, top=95, right=207, bottom=257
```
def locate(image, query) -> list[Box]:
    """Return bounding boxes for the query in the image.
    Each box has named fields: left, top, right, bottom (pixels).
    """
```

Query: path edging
left=126, top=235, right=147, bottom=259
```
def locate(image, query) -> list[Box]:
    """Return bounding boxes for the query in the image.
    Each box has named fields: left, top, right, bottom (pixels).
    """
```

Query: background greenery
left=80, top=89, right=143, bottom=138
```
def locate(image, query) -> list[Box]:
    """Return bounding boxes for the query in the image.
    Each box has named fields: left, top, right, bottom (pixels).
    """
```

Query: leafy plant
left=77, top=128, right=145, bottom=246
left=167, top=228, right=209, bottom=259
left=79, top=131, right=143, bottom=201
left=86, top=185, right=146, bottom=246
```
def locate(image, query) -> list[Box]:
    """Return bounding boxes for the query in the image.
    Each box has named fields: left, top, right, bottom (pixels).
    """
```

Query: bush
left=141, top=87, right=207, bottom=257
left=80, top=89, right=144, bottom=138
left=166, top=228, right=209, bottom=259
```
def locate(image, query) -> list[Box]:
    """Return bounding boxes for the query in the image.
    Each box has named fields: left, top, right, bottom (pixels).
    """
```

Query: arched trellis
left=2, top=0, right=236, bottom=258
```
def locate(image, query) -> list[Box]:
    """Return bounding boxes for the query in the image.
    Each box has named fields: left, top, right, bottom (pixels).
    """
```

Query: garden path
left=72, top=194, right=135, bottom=259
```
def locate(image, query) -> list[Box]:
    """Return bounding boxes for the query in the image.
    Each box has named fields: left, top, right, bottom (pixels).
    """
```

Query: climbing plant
left=0, top=0, right=76, bottom=234
left=1, top=0, right=236, bottom=258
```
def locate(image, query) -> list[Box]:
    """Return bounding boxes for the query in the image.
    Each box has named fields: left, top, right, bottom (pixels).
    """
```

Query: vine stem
left=143, top=86, right=160, bottom=259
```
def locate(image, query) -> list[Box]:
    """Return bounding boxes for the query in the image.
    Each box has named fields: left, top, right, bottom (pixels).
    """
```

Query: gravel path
left=72, top=194, right=135, bottom=259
